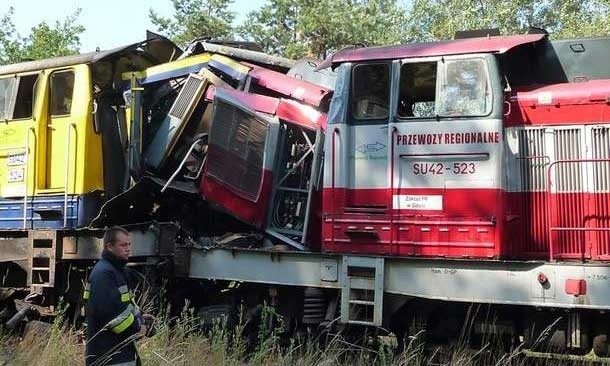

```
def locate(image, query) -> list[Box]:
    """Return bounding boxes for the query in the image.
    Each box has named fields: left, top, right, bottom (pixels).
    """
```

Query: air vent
left=554, top=129, right=582, bottom=193
left=169, top=74, right=206, bottom=119
left=592, top=127, right=610, bottom=193
left=207, top=100, right=268, bottom=201
left=518, top=128, right=547, bottom=192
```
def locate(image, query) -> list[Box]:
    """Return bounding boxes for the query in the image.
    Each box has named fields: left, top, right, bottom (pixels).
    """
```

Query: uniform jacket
left=84, top=251, right=141, bottom=366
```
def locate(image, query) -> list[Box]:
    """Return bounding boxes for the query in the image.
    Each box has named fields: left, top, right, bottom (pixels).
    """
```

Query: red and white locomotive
left=185, top=32, right=610, bottom=357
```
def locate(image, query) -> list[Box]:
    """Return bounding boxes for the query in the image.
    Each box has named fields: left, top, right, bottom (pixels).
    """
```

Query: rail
left=331, top=128, right=340, bottom=247
left=64, top=123, right=77, bottom=228
left=23, top=127, right=35, bottom=229
left=161, top=134, right=207, bottom=193
left=546, top=158, right=610, bottom=261
left=390, top=126, right=397, bottom=253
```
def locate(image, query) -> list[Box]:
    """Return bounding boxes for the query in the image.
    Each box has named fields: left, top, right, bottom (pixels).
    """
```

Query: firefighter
left=84, top=226, right=152, bottom=366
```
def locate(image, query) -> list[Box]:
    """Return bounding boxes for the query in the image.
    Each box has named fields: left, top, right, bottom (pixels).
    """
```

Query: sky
left=0, top=0, right=266, bottom=53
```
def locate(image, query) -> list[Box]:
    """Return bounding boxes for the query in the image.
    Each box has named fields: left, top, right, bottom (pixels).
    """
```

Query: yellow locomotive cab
left=0, top=35, right=180, bottom=229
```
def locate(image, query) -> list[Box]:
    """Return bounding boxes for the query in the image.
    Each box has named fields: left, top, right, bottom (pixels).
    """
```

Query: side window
left=438, top=59, right=491, bottom=116
left=13, top=74, right=39, bottom=119
left=50, top=71, right=75, bottom=116
left=0, top=77, right=18, bottom=121
left=397, top=62, right=437, bottom=118
left=351, top=63, right=390, bottom=120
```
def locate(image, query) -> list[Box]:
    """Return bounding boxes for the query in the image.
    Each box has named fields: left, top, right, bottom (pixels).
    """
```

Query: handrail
left=331, top=127, right=340, bottom=247
left=546, top=158, right=610, bottom=261
left=161, top=136, right=207, bottom=193
left=390, top=126, right=397, bottom=253
left=64, top=123, right=77, bottom=228
left=23, top=127, right=35, bottom=229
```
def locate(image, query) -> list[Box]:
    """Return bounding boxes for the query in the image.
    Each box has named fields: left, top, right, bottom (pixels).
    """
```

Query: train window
left=397, top=62, right=437, bottom=118
left=351, top=63, right=390, bottom=120
left=0, top=77, right=18, bottom=121
left=50, top=71, right=75, bottom=116
left=438, top=59, right=491, bottom=117
left=13, top=74, right=39, bottom=119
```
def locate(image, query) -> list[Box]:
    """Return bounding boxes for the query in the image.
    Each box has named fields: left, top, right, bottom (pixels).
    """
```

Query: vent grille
left=592, top=127, right=610, bottom=258
left=593, top=127, right=610, bottom=193
left=518, top=128, right=547, bottom=192
left=554, top=129, right=582, bottom=193
left=552, top=128, right=584, bottom=258
left=517, top=128, right=549, bottom=254
left=169, top=75, right=205, bottom=119
left=207, top=100, right=267, bottom=201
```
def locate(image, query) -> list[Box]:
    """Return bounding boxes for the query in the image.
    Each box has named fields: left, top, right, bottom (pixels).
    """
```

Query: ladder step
left=349, top=277, right=375, bottom=290
left=347, top=319, right=376, bottom=326
left=349, top=300, right=375, bottom=306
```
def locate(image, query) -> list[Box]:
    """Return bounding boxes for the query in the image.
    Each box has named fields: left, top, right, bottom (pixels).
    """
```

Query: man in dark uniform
left=84, top=226, right=152, bottom=366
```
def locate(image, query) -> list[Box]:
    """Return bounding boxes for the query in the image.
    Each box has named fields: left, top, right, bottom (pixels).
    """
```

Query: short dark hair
left=104, top=226, right=129, bottom=246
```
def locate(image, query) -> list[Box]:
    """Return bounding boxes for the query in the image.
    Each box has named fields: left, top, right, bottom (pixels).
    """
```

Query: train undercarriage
left=1, top=221, right=609, bottom=360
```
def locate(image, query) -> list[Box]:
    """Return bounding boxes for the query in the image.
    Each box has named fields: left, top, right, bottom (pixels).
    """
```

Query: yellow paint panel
left=0, top=63, right=105, bottom=198
left=122, top=53, right=212, bottom=81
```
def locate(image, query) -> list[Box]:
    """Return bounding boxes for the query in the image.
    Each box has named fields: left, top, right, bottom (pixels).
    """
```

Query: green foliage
left=151, top=0, right=610, bottom=59
left=239, top=0, right=408, bottom=59
left=0, top=7, right=84, bottom=65
left=404, top=0, right=610, bottom=42
left=149, top=0, right=235, bottom=47
left=0, top=8, right=24, bottom=65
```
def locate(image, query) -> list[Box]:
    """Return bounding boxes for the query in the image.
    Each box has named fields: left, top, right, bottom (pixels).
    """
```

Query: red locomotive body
left=318, top=34, right=610, bottom=261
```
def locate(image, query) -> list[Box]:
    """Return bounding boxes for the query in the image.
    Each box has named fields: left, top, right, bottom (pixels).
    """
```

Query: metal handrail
left=64, top=123, right=77, bottom=228
left=389, top=126, right=397, bottom=253
left=331, top=128, right=340, bottom=247
left=161, top=135, right=207, bottom=193
left=546, top=158, right=610, bottom=261
left=23, top=127, right=35, bottom=229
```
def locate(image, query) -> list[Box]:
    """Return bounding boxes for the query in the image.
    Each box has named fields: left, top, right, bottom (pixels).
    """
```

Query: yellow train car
left=0, top=35, right=179, bottom=229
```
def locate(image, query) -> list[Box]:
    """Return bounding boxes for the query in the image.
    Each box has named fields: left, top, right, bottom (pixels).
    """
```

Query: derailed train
left=0, top=30, right=610, bottom=357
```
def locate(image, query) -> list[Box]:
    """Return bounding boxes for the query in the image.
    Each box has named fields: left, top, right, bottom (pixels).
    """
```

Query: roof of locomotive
left=318, top=33, right=546, bottom=69
left=0, top=33, right=181, bottom=76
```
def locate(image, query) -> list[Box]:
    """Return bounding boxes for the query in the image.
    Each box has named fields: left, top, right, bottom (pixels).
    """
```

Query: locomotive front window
left=438, top=58, right=491, bottom=117
left=0, top=74, right=39, bottom=121
left=397, top=62, right=437, bottom=118
left=397, top=58, right=491, bottom=119
left=0, top=77, right=18, bottom=121
left=351, top=63, right=390, bottom=120
left=13, top=74, right=39, bottom=119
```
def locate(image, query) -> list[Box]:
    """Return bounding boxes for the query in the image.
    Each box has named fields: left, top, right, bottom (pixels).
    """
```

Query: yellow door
left=45, top=70, right=75, bottom=190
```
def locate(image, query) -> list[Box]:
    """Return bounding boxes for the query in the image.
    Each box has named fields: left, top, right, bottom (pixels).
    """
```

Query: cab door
left=389, top=54, right=504, bottom=257
left=45, top=70, right=75, bottom=190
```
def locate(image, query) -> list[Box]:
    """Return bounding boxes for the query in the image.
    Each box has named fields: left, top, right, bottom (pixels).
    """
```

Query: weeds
left=0, top=303, right=605, bottom=366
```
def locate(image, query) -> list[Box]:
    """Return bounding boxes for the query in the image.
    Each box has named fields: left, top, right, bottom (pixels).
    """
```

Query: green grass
left=0, top=305, right=601, bottom=366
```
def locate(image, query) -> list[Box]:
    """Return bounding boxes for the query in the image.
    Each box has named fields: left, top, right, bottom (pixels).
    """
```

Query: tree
left=403, top=0, right=610, bottom=42
left=0, top=8, right=26, bottom=65
left=0, top=7, right=85, bottom=65
left=150, top=0, right=235, bottom=47
left=238, top=0, right=409, bottom=59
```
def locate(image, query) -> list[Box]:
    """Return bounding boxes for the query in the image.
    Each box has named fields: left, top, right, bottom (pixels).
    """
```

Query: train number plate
left=7, top=152, right=26, bottom=166
left=8, top=168, right=24, bottom=182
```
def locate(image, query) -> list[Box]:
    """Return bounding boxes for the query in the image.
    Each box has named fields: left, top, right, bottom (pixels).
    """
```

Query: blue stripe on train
left=0, top=191, right=103, bottom=229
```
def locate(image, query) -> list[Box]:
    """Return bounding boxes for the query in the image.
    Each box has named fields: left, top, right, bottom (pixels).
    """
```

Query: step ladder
left=27, top=230, right=57, bottom=287
left=340, top=256, right=384, bottom=326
